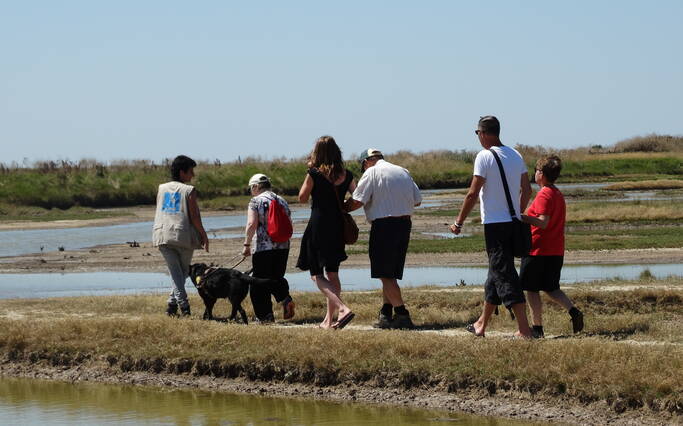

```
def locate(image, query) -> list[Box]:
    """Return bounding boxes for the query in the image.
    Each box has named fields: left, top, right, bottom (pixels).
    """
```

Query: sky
left=1, top=1, right=682, bottom=164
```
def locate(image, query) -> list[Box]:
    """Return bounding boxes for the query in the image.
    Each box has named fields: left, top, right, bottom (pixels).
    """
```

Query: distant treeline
left=0, top=134, right=681, bottom=210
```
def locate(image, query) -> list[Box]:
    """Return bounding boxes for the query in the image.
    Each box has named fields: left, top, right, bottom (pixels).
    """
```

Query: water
left=0, top=264, right=679, bottom=299
left=0, top=377, right=522, bottom=425
left=0, top=209, right=317, bottom=258
left=1, top=184, right=679, bottom=258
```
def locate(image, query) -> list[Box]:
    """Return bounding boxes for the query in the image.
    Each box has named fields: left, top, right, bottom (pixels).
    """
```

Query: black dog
left=189, top=263, right=287, bottom=324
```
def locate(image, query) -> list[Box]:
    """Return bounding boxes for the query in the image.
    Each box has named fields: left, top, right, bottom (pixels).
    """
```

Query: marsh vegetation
left=1, top=277, right=681, bottom=415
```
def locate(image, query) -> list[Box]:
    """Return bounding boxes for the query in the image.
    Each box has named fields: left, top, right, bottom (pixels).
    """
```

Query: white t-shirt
left=352, top=159, right=422, bottom=222
left=473, top=146, right=527, bottom=224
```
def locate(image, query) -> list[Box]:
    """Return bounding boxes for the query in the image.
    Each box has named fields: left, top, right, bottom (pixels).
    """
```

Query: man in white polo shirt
left=345, top=149, right=422, bottom=329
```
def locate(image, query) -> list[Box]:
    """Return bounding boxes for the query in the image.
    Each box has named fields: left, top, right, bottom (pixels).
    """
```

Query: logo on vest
left=162, top=192, right=181, bottom=214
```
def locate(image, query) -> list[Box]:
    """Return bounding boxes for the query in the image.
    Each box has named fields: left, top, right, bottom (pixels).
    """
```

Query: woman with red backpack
left=242, top=173, right=295, bottom=323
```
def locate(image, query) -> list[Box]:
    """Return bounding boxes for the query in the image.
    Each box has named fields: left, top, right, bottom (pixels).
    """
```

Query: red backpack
left=267, top=197, right=293, bottom=243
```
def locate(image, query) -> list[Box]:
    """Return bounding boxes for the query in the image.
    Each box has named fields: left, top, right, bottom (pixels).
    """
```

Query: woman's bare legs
left=314, top=272, right=350, bottom=329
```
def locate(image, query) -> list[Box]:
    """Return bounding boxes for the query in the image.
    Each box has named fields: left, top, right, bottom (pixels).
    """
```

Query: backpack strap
left=489, top=148, right=519, bottom=221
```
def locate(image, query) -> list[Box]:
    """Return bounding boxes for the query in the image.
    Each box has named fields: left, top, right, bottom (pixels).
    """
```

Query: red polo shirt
left=527, top=185, right=565, bottom=256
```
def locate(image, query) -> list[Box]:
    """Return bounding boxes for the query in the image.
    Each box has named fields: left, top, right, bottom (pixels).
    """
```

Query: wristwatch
left=453, top=222, right=463, bottom=229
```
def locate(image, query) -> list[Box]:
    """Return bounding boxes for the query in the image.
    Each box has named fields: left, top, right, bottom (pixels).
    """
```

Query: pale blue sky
left=1, top=1, right=681, bottom=163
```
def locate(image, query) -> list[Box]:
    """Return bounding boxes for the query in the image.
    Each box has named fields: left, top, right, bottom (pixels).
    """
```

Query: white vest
left=152, top=181, right=201, bottom=249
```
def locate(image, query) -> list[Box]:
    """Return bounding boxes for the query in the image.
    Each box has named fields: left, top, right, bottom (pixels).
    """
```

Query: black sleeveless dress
left=296, top=168, right=353, bottom=274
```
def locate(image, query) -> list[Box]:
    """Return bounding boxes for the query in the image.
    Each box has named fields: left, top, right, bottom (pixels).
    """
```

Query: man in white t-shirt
left=346, top=149, right=422, bottom=329
left=450, top=116, right=533, bottom=338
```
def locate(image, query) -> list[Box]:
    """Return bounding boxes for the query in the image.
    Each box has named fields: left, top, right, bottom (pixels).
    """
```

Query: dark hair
left=171, top=155, right=197, bottom=181
left=536, top=155, right=562, bottom=183
left=255, top=181, right=271, bottom=191
left=310, top=135, right=344, bottom=181
left=478, top=115, right=500, bottom=137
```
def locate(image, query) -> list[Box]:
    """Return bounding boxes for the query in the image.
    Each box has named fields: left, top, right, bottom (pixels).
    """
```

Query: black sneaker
left=253, top=313, right=275, bottom=325
left=390, top=313, right=415, bottom=330
left=166, top=303, right=178, bottom=317
left=180, top=305, right=191, bottom=317
left=569, top=308, right=584, bottom=333
left=373, top=312, right=393, bottom=329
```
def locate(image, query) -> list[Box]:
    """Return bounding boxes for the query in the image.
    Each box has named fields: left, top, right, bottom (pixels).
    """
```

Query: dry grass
left=603, top=180, right=683, bottom=191
left=0, top=277, right=682, bottom=413
left=566, top=200, right=683, bottom=222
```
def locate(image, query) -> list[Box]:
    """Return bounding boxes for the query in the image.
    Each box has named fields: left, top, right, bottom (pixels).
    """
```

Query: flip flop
left=332, top=312, right=355, bottom=330
left=465, top=323, right=484, bottom=337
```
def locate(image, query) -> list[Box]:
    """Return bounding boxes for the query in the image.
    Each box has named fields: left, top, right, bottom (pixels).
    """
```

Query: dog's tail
left=244, top=275, right=288, bottom=290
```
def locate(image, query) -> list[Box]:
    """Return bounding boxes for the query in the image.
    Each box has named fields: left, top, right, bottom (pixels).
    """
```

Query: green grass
left=0, top=140, right=681, bottom=209
left=358, top=224, right=683, bottom=255
left=0, top=204, right=130, bottom=222
left=1, top=277, right=682, bottom=414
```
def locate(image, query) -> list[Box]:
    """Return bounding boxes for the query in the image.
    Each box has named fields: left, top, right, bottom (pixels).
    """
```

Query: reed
left=0, top=277, right=681, bottom=414
left=0, top=136, right=681, bottom=211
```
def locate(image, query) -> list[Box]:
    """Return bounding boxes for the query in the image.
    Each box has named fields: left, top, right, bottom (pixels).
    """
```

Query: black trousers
left=250, top=249, right=290, bottom=320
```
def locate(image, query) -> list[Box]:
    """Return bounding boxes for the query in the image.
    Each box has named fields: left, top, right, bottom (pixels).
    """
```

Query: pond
left=0, top=264, right=679, bottom=299
left=0, top=377, right=527, bottom=425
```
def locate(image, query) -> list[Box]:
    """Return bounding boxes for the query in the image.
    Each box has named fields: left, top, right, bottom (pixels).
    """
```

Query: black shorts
left=483, top=222, right=526, bottom=308
left=520, top=255, right=564, bottom=292
left=369, top=217, right=411, bottom=279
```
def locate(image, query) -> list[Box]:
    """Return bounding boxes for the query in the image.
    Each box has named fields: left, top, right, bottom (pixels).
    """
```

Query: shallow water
left=0, top=377, right=522, bottom=425
left=0, top=264, right=679, bottom=299
left=0, top=209, right=314, bottom=258
left=1, top=184, right=680, bottom=257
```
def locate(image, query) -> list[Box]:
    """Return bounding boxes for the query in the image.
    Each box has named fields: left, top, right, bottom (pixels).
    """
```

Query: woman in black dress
left=297, top=136, right=356, bottom=329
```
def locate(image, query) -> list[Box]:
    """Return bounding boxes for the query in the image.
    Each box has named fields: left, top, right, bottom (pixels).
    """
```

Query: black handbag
left=489, top=149, right=531, bottom=258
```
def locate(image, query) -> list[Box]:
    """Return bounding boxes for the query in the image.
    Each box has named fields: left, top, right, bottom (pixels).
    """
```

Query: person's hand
left=202, top=234, right=210, bottom=252
left=241, top=246, right=251, bottom=257
left=449, top=223, right=462, bottom=235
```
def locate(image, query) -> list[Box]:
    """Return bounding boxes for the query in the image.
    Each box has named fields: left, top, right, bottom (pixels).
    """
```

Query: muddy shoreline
left=0, top=357, right=675, bottom=425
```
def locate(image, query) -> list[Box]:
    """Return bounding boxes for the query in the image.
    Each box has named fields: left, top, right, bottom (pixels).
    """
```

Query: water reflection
left=0, top=377, right=518, bottom=425
left=0, top=264, right=679, bottom=299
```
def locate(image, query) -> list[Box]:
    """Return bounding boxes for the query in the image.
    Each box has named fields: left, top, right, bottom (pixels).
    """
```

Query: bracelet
left=454, top=222, right=463, bottom=229
left=243, top=243, right=250, bottom=246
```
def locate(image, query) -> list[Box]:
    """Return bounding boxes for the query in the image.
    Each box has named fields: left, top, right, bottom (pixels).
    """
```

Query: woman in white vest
left=153, top=155, right=209, bottom=316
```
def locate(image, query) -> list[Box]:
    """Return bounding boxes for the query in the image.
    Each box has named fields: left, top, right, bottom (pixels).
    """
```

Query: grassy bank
left=1, top=277, right=681, bottom=415
left=1, top=135, right=681, bottom=212
left=345, top=224, right=683, bottom=254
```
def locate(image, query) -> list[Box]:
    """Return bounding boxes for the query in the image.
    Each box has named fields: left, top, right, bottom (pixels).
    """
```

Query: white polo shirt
left=352, top=159, right=422, bottom=222
left=473, top=145, right=528, bottom=224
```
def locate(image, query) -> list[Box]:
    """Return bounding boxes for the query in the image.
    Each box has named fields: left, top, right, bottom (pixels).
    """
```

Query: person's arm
left=187, top=189, right=209, bottom=252
left=242, top=208, right=258, bottom=256
left=346, top=171, right=372, bottom=212
left=298, top=173, right=313, bottom=203
left=521, top=213, right=550, bottom=229
left=520, top=172, right=532, bottom=213
left=412, top=180, right=422, bottom=207
left=450, top=175, right=485, bottom=235
left=347, top=178, right=357, bottom=195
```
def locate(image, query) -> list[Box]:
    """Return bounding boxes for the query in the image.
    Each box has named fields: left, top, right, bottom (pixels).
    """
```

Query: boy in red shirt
left=521, top=155, right=583, bottom=338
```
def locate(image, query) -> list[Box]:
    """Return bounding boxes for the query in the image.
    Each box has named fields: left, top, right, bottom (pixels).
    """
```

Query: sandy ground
left=1, top=208, right=682, bottom=274
left=1, top=360, right=677, bottom=425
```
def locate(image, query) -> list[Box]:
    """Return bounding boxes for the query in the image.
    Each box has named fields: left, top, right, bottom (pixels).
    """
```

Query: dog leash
left=197, top=253, right=247, bottom=286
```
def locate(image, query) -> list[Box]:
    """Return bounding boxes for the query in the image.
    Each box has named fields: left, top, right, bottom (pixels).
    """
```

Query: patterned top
left=248, top=191, right=291, bottom=253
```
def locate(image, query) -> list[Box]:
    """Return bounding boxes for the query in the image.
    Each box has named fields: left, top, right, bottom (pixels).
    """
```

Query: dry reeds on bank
left=0, top=278, right=682, bottom=415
